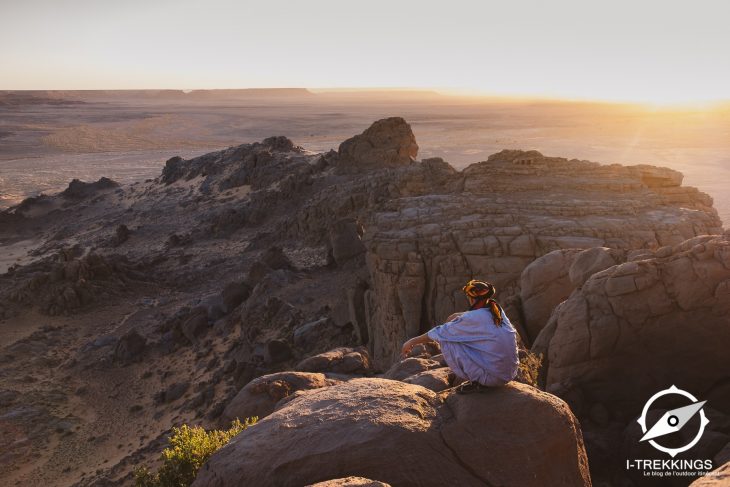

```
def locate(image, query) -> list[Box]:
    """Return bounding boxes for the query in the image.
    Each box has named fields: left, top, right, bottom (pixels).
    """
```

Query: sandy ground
left=0, top=239, right=42, bottom=274
left=1, top=91, right=729, bottom=225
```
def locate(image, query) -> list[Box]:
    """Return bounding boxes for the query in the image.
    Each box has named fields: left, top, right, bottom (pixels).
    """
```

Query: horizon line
left=2, top=86, right=729, bottom=108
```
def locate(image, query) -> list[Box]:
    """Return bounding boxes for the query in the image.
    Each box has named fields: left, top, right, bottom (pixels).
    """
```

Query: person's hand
left=400, top=339, right=414, bottom=359
left=447, top=312, right=463, bottom=322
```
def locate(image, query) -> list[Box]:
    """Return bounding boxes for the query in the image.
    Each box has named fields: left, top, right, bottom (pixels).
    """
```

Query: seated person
left=400, top=279, right=519, bottom=393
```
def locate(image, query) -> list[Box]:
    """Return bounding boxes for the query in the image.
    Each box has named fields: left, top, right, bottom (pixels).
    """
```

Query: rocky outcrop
left=60, top=177, right=118, bottom=200
left=113, top=328, right=147, bottom=364
left=222, top=371, right=335, bottom=423
left=336, top=117, right=418, bottom=173
left=540, top=234, right=730, bottom=413
left=193, top=378, right=591, bottom=487
left=161, top=136, right=301, bottom=187
left=362, top=150, right=722, bottom=368
left=2, top=250, right=149, bottom=315
left=295, top=347, right=372, bottom=375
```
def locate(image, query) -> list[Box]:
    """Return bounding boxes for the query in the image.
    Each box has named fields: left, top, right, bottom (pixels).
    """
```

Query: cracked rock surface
left=539, top=234, right=730, bottom=413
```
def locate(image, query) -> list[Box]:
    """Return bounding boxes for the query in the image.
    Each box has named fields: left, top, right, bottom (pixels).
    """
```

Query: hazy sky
left=1, top=0, right=729, bottom=103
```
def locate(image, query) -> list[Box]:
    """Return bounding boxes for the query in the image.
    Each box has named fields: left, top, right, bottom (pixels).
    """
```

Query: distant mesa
left=0, top=88, right=314, bottom=104
left=0, top=91, right=86, bottom=106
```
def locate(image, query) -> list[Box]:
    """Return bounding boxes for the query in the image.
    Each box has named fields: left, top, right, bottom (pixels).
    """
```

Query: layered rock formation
left=193, top=379, right=591, bottom=487
left=356, top=148, right=721, bottom=368
left=539, top=234, right=730, bottom=414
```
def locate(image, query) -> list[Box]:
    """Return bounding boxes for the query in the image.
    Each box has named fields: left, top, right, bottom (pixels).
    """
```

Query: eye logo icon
left=637, top=385, right=709, bottom=457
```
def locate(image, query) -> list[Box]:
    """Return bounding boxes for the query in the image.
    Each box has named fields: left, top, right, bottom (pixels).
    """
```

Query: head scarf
left=462, top=279, right=503, bottom=326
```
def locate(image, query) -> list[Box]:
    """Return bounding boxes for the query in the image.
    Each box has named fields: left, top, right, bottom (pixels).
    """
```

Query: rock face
left=193, top=378, right=591, bottom=487
left=520, top=247, right=625, bottom=342
left=361, top=149, right=722, bottom=368
left=336, top=117, right=418, bottom=173
left=520, top=249, right=582, bottom=342
left=541, top=234, right=730, bottom=413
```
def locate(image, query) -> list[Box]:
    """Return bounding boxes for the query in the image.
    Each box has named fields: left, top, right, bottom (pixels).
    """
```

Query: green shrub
left=517, top=351, right=543, bottom=388
left=135, top=417, right=257, bottom=487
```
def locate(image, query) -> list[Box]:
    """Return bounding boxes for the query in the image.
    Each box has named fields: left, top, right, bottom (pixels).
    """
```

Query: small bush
left=135, top=417, right=257, bottom=487
left=517, top=351, right=543, bottom=388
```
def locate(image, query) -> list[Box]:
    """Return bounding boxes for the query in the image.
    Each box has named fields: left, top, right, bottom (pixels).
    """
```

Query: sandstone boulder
left=193, top=378, right=590, bottom=487
left=382, top=357, right=442, bottom=381
left=520, top=249, right=582, bottom=342
left=521, top=247, right=625, bottom=343
left=296, top=347, right=372, bottom=375
left=402, top=367, right=453, bottom=392
left=220, top=281, right=251, bottom=312
left=113, top=328, right=146, bottom=364
left=336, top=117, right=418, bottom=173
left=568, top=247, right=623, bottom=288
left=222, top=371, right=333, bottom=423
left=542, top=234, right=730, bottom=414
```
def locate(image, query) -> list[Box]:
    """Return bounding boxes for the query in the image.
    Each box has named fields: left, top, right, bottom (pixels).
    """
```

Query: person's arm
left=400, top=333, right=437, bottom=359
left=446, top=312, right=464, bottom=322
